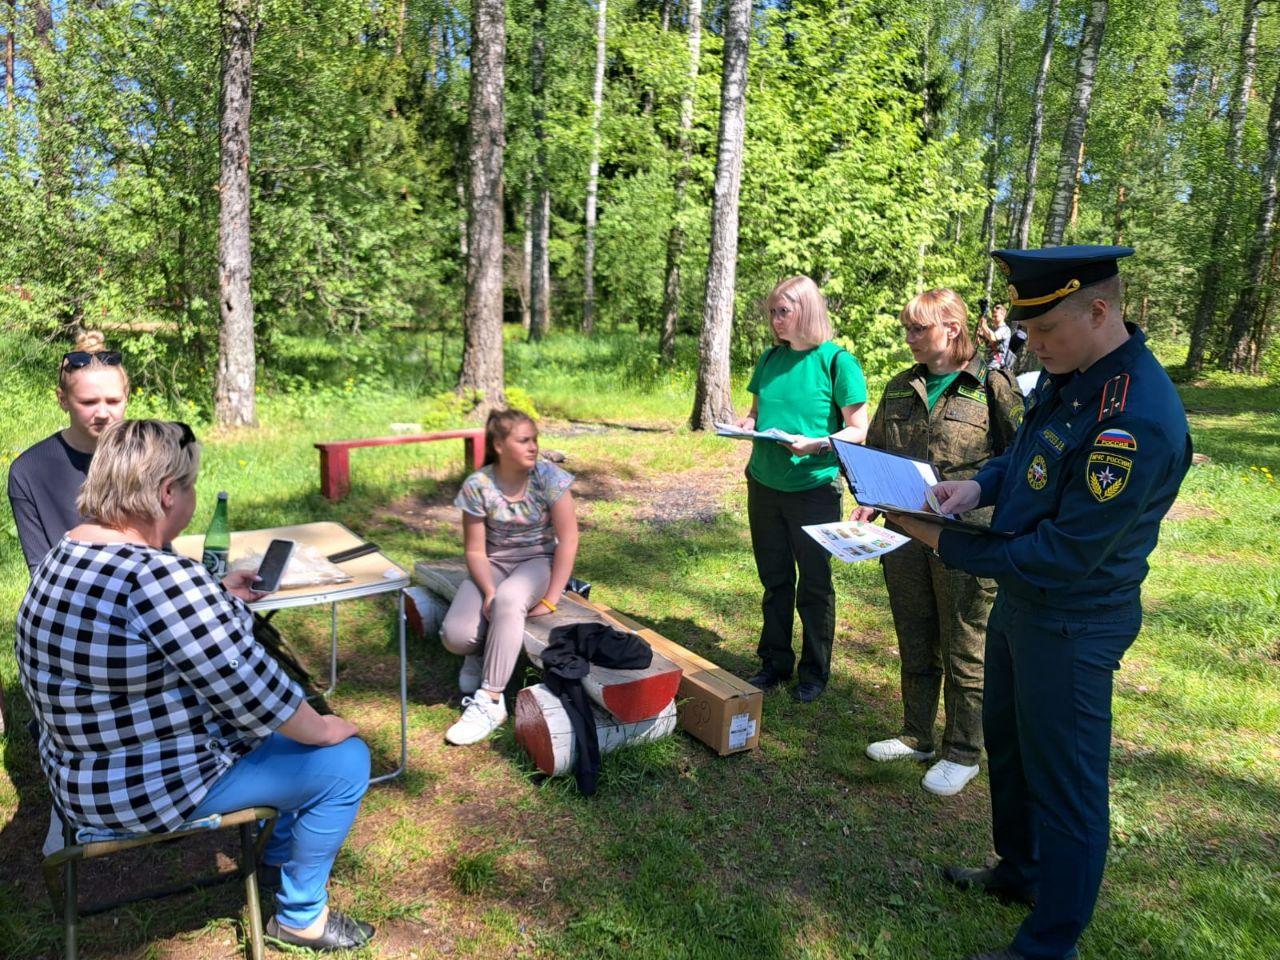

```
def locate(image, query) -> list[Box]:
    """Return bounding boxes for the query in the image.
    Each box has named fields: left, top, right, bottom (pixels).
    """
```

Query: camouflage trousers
left=880, top=537, right=995, bottom=765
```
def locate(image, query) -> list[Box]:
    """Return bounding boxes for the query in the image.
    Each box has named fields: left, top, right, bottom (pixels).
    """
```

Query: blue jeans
left=192, top=733, right=370, bottom=929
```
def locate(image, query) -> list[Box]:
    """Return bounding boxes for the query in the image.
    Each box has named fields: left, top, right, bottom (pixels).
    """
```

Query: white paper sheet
left=802, top=520, right=911, bottom=563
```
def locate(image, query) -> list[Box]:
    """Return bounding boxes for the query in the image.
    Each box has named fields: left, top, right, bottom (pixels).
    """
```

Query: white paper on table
left=831, top=440, right=956, bottom=518
left=802, top=520, right=911, bottom=563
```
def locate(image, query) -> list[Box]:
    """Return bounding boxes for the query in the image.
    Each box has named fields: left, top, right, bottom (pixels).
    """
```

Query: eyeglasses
left=175, top=421, right=197, bottom=449
left=61, top=350, right=123, bottom=372
left=902, top=324, right=933, bottom=339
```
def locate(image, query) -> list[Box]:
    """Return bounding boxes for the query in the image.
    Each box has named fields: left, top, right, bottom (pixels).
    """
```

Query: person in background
left=440, top=409, right=579, bottom=745
left=978, top=302, right=1014, bottom=370
left=7, top=330, right=128, bottom=573
left=4, top=331, right=129, bottom=843
left=16, top=420, right=375, bottom=950
left=734, top=275, right=869, bottom=702
left=855, top=289, right=1022, bottom=797
left=890, top=246, right=1192, bottom=960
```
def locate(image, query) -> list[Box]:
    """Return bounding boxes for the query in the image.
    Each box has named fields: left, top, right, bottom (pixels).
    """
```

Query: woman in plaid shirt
left=15, top=420, right=375, bottom=951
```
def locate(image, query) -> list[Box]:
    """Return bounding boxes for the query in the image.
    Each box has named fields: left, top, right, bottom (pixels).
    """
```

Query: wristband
left=537, top=597, right=557, bottom=613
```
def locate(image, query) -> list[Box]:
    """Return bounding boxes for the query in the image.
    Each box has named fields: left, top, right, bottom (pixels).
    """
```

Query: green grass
left=1, top=329, right=1278, bottom=959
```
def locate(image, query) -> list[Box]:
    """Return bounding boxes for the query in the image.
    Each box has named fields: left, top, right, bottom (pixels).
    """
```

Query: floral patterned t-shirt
left=454, top=460, right=574, bottom=551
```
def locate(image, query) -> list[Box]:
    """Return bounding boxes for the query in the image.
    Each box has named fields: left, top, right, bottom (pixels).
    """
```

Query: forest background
left=2, top=0, right=1280, bottom=416
left=1, top=4, right=1279, bottom=959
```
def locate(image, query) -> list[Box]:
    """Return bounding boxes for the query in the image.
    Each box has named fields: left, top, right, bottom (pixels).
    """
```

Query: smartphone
left=253, top=538, right=297, bottom=593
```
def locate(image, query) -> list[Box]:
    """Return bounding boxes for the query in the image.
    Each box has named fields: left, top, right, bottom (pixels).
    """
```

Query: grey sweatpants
left=440, top=546, right=552, bottom=693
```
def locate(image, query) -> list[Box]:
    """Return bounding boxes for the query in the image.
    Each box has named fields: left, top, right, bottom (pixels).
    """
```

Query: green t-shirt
left=925, top=370, right=961, bottom=411
left=747, top=341, right=868, bottom=492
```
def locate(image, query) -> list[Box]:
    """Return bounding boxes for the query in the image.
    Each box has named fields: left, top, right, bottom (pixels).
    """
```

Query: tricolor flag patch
left=1094, top=428, right=1137, bottom=451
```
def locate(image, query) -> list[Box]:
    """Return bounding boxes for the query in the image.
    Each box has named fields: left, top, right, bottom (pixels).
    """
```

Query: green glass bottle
left=202, top=491, right=230, bottom=578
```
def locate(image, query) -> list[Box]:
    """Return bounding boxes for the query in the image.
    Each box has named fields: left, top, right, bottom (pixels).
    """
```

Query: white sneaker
left=445, top=694, right=507, bottom=746
left=922, top=759, right=980, bottom=797
left=458, top=655, right=482, bottom=695
left=865, top=737, right=935, bottom=763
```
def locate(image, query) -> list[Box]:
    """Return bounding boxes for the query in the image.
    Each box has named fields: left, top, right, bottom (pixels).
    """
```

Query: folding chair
left=41, top=806, right=279, bottom=960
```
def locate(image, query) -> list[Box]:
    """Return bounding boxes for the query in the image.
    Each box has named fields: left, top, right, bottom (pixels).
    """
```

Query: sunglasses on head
left=61, top=350, right=123, bottom=372
left=175, top=421, right=197, bottom=449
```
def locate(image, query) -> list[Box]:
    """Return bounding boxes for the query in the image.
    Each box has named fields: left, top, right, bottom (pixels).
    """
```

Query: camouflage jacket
left=866, top=354, right=1023, bottom=486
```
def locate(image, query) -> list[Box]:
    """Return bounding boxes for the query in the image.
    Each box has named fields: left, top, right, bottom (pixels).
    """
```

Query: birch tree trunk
left=521, top=183, right=532, bottom=332
left=458, top=0, right=506, bottom=409
left=4, top=0, right=14, bottom=111
left=1221, top=69, right=1280, bottom=371
left=1016, top=0, right=1059, bottom=249
left=690, top=0, right=750, bottom=431
left=1042, top=0, right=1107, bottom=247
left=528, top=0, right=550, bottom=341
left=215, top=0, right=258, bottom=427
left=582, top=0, right=607, bottom=333
left=1252, top=241, right=1280, bottom=373
left=660, top=0, right=702, bottom=362
left=981, top=26, right=1008, bottom=305
left=1187, top=0, right=1260, bottom=372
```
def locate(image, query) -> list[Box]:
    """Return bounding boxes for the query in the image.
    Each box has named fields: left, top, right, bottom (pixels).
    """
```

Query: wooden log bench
left=315, top=429, right=486, bottom=501
left=514, top=683, right=678, bottom=777
left=412, top=561, right=683, bottom=723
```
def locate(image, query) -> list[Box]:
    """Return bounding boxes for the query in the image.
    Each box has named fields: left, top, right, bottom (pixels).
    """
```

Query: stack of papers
left=714, top=422, right=798, bottom=444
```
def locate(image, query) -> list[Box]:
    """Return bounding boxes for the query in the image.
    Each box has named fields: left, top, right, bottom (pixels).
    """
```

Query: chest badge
left=1027, top=454, right=1049, bottom=490
left=1087, top=452, right=1131, bottom=502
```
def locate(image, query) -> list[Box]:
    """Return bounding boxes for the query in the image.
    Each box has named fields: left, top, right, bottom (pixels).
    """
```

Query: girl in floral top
left=440, top=409, right=579, bottom=745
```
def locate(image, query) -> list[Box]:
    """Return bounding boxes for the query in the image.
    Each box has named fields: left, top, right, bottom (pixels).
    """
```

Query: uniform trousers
left=440, top=545, right=552, bottom=692
left=881, top=537, right=992, bottom=765
left=746, top=476, right=841, bottom=687
left=984, top=592, right=1141, bottom=960
left=191, top=733, right=370, bottom=930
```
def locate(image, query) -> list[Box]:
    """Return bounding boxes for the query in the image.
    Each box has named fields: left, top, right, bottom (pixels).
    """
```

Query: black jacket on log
left=541, top=622, right=652, bottom=795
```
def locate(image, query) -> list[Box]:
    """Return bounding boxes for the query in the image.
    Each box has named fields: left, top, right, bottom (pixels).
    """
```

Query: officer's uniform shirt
left=937, top=325, right=1192, bottom=613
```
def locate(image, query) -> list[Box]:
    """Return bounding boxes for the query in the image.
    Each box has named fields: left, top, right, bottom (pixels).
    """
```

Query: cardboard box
left=599, top=607, right=762, bottom=756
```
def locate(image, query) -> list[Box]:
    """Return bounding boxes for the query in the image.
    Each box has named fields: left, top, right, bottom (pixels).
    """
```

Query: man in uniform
left=888, top=246, right=1193, bottom=960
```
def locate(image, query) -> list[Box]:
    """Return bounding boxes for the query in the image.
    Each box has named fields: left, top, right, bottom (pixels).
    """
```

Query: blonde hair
left=766, top=276, right=834, bottom=346
left=900, top=289, right=975, bottom=368
left=77, top=420, right=201, bottom=529
left=58, top=329, right=130, bottom=393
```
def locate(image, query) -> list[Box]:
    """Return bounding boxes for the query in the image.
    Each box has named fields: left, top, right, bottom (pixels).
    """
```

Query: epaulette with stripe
left=1098, top=373, right=1130, bottom=421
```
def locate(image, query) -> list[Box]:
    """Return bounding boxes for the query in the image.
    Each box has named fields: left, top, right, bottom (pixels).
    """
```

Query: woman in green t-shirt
left=733, top=276, right=869, bottom=702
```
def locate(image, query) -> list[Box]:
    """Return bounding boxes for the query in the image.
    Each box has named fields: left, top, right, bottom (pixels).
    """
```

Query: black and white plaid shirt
left=15, top=537, right=305, bottom=834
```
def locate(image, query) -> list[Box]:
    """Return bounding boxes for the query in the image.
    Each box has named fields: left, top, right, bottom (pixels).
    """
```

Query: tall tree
left=1016, top=0, right=1060, bottom=249
left=1042, top=0, right=1108, bottom=246
left=981, top=24, right=1009, bottom=303
left=660, top=0, right=702, bottom=361
left=1221, top=67, right=1280, bottom=371
left=527, top=0, right=550, bottom=341
left=215, top=0, right=259, bottom=427
left=581, top=0, right=606, bottom=334
left=459, top=0, right=507, bottom=408
left=4, top=0, right=14, bottom=112
left=1187, top=0, right=1261, bottom=371
left=691, top=0, right=750, bottom=430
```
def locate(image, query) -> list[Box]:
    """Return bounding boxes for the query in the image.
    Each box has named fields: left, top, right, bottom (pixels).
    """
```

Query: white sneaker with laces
left=445, top=694, right=507, bottom=746
left=922, top=759, right=980, bottom=796
left=458, top=655, right=482, bottom=695
left=865, top=737, right=935, bottom=763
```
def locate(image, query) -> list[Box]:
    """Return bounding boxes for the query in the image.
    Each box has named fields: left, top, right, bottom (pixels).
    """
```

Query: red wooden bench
left=315, top=429, right=486, bottom=501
